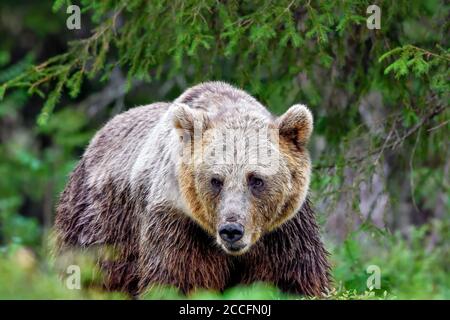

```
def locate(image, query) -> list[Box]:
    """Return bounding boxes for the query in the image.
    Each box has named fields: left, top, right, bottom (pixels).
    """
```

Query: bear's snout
left=217, top=222, right=248, bottom=254
left=219, top=223, right=244, bottom=243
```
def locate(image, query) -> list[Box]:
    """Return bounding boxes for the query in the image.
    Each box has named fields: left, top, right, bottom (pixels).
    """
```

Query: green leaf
left=0, top=85, right=6, bottom=100
left=52, top=0, right=67, bottom=13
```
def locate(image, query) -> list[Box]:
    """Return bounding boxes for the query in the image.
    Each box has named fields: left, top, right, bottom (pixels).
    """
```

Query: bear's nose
left=219, top=223, right=244, bottom=244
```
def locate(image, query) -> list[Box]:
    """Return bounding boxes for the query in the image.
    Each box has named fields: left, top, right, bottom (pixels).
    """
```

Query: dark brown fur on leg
left=55, top=160, right=142, bottom=294
left=137, top=200, right=330, bottom=296
left=238, top=200, right=331, bottom=296
left=137, top=209, right=232, bottom=294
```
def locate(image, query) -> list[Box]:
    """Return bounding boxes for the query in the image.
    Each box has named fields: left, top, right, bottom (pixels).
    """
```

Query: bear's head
left=172, top=103, right=313, bottom=255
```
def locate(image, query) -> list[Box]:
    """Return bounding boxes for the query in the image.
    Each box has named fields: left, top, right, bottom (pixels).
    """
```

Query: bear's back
left=82, top=102, right=170, bottom=188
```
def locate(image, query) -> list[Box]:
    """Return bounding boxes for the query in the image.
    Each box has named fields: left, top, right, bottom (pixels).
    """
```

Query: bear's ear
left=277, top=104, right=313, bottom=148
left=171, top=103, right=209, bottom=136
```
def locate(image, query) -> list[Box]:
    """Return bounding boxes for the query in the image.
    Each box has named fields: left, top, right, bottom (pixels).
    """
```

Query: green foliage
left=331, top=221, right=450, bottom=299
left=2, top=0, right=446, bottom=122
left=380, top=45, right=449, bottom=95
left=0, top=245, right=126, bottom=299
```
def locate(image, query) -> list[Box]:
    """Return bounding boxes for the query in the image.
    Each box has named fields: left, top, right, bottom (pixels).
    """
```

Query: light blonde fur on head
left=172, top=86, right=315, bottom=248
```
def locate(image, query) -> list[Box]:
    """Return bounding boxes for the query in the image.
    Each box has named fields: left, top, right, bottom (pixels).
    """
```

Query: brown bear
left=55, top=81, right=330, bottom=297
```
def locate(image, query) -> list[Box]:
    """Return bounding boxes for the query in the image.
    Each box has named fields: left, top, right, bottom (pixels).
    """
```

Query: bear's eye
left=210, top=178, right=223, bottom=193
left=248, top=175, right=265, bottom=195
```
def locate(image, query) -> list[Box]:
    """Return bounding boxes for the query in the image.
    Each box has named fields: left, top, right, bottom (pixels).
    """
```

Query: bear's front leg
left=137, top=209, right=233, bottom=294
left=238, top=210, right=331, bottom=297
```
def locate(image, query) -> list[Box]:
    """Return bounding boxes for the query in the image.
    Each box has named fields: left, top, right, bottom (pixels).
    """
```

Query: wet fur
left=55, top=82, right=331, bottom=296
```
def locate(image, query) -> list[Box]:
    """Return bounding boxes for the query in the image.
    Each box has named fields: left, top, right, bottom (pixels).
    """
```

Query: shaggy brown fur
left=138, top=199, right=329, bottom=295
left=55, top=82, right=331, bottom=297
